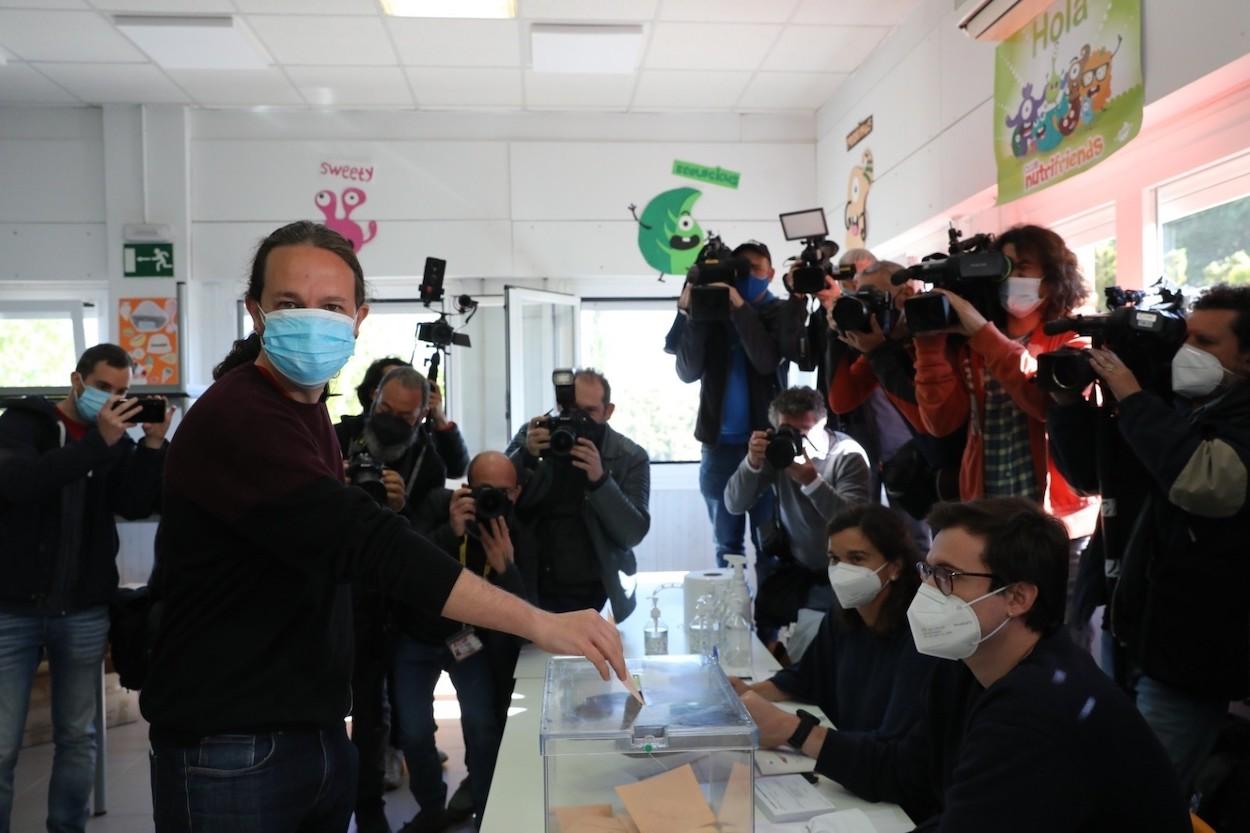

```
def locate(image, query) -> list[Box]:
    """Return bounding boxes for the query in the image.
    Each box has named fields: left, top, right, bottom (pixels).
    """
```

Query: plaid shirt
left=981, top=368, right=1041, bottom=501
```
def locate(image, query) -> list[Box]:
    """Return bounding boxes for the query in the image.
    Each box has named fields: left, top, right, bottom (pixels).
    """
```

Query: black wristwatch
left=787, top=709, right=820, bottom=750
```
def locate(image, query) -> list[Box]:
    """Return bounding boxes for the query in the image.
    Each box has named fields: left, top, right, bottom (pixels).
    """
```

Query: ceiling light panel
left=530, top=24, right=643, bottom=74
left=114, top=15, right=270, bottom=70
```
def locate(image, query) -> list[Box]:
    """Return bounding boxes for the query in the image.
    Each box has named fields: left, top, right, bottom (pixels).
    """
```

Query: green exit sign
left=123, top=242, right=174, bottom=278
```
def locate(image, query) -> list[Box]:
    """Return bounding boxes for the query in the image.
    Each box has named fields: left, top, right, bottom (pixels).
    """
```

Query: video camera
left=894, top=226, right=1011, bottom=333
left=832, top=285, right=893, bottom=334
left=417, top=255, right=477, bottom=387
left=684, top=234, right=752, bottom=322
left=536, top=369, right=601, bottom=458
left=779, top=208, right=845, bottom=294
left=1036, top=281, right=1187, bottom=395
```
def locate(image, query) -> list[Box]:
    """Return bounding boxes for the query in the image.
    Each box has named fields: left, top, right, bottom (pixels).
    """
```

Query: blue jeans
left=149, top=725, right=356, bottom=833
left=699, top=443, right=775, bottom=570
left=0, top=607, right=109, bottom=833
left=391, top=635, right=501, bottom=820
left=1135, top=675, right=1228, bottom=797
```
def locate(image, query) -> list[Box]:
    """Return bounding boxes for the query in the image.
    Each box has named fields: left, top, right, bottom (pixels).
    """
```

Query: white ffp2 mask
left=906, top=582, right=1012, bottom=661
left=828, top=562, right=887, bottom=609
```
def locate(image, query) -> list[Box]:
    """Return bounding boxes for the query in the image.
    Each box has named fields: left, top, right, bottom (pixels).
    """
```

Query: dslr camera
left=832, top=285, right=892, bottom=334
left=684, top=234, right=752, bottom=322
left=779, top=208, right=846, bottom=294
left=894, top=227, right=1011, bottom=333
left=536, top=369, right=598, bottom=457
left=1036, top=282, right=1187, bottom=395
left=765, top=424, right=804, bottom=469
left=470, top=485, right=510, bottom=523
left=347, top=450, right=388, bottom=506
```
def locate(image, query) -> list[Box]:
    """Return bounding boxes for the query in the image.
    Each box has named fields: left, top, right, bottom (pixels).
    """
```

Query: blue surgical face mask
left=75, top=384, right=110, bottom=424
left=736, top=274, right=772, bottom=305
left=258, top=307, right=358, bottom=388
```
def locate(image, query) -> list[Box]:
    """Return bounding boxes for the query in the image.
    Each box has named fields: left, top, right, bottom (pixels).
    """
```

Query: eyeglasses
left=916, top=562, right=1000, bottom=597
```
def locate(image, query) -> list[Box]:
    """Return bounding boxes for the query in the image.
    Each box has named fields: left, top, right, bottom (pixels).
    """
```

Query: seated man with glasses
left=809, top=497, right=1190, bottom=831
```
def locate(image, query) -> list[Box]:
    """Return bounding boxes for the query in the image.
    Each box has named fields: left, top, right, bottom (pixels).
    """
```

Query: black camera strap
left=403, top=438, right=430, bottom=497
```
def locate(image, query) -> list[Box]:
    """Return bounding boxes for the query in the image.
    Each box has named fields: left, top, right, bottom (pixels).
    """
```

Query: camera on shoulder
left=895, top=226, right=1010, bottom=334
left=685, top=234, right=751, bottom=323
left=1036, top=281, right=1186, bottom=394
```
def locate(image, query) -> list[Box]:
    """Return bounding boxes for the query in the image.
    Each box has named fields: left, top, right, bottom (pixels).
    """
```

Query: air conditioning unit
left=957, top=0, right=1053, bottom=41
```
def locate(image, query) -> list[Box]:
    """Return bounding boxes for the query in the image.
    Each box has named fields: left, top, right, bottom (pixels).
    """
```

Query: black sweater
left=140, top=365, right=464, bottom=740
left=817, top=630, right=1190, bottom=832
left=769, top=612, right=937, bottom=765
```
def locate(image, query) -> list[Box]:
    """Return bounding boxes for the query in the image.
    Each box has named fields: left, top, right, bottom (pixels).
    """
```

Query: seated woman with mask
left=733, top=504, right=937, bottom=772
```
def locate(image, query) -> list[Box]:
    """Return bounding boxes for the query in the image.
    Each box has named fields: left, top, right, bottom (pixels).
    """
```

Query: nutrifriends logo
left=1022, top=135, right=1105, bottom=191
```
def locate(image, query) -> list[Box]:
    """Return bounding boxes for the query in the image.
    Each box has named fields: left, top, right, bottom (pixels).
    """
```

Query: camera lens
left=765, top=427, right=802, bottom=469
left=549, top=426, right=576, bottom=456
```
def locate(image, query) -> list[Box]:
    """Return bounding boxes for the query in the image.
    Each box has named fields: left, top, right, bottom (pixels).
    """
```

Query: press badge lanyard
left=458, top=535, right=492, bottom=579
left=449, top=536, right=488, bottom=662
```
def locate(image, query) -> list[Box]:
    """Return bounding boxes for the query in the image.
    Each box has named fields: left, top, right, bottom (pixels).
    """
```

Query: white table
left=481, top=571, right=914, bottom=833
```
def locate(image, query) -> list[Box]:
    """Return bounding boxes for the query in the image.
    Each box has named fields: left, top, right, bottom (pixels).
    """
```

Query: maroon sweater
left=140, top=364, right=463, bottom=739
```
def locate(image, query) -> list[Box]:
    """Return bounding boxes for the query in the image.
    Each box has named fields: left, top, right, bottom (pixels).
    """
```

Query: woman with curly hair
left=908, top=224, right=1095, bottom=536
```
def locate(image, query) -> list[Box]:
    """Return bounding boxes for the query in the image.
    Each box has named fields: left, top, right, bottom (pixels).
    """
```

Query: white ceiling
left=0, top=0, right=921, bottom=113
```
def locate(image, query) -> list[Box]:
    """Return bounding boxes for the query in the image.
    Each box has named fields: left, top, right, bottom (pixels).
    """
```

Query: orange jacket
left=827, top=349, right=924, bottom=430
left=911, top=322, right=1094, bottom=525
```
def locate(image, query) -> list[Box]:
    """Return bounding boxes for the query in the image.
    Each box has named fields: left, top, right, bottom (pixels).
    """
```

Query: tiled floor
left=11, top=674, right=478, bottom=833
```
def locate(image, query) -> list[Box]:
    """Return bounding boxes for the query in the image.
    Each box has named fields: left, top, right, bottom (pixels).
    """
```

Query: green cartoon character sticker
left=629, top=187, right=704, bottom=278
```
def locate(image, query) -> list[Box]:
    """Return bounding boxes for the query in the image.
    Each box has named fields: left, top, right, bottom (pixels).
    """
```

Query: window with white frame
left=1157, top=150, right=1250, bottom=291
left=579, top=300, right=701, bottom=464
left=0, top=295, right=103, bottom=393
left=1051, top=203, right=1117, bottom=313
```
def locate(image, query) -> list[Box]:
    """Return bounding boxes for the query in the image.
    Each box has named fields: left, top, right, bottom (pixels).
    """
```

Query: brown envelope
left=614, top=764, right=718, bottom=833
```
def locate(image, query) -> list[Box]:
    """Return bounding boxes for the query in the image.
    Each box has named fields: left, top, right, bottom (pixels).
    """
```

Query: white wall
left=0, top=108, right=106, bottom=281
left=814, top=0, right=1250, bottom=250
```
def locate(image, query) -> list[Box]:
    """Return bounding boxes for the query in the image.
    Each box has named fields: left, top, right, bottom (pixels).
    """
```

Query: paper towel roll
left=683, top=569, right=733, bottom=628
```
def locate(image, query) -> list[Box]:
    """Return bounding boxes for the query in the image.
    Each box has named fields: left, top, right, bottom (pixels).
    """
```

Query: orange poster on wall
left=118, top=297, right=179, bottom=386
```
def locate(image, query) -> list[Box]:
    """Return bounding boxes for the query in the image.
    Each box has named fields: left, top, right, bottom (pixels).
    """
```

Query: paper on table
left=755, top=774, right=836, bottom=823
left=756, top=749, right=816, bottom=776
left=806, top=808, right=876, bottom=833
left=615, top=764, right=717, bottom=833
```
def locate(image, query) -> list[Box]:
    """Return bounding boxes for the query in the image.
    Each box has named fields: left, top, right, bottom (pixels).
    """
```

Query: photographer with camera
left=142, top=222, right=628, bottom=833
left=385, top=451, right=532, bottom=832
left=334, top=361, right=468, bottom=832
left=0, top=343, right=170, bottom=833
left=672, top=239, right=807, bottom=569
left=506, top=369, right=649, bottom=622
left=910, top=225, right=1093, bottom=531
left=724, top=387, right=869, bottom=649
left=1046, top=284, right=1250, bottom=796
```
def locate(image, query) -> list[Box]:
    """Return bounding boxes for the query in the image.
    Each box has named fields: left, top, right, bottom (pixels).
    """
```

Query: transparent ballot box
left=540, top=654, right=757, bottom=833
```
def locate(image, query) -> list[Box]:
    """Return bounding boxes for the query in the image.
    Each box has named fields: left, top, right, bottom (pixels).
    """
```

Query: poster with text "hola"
left=994, top=0, right=1142, bottom=204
